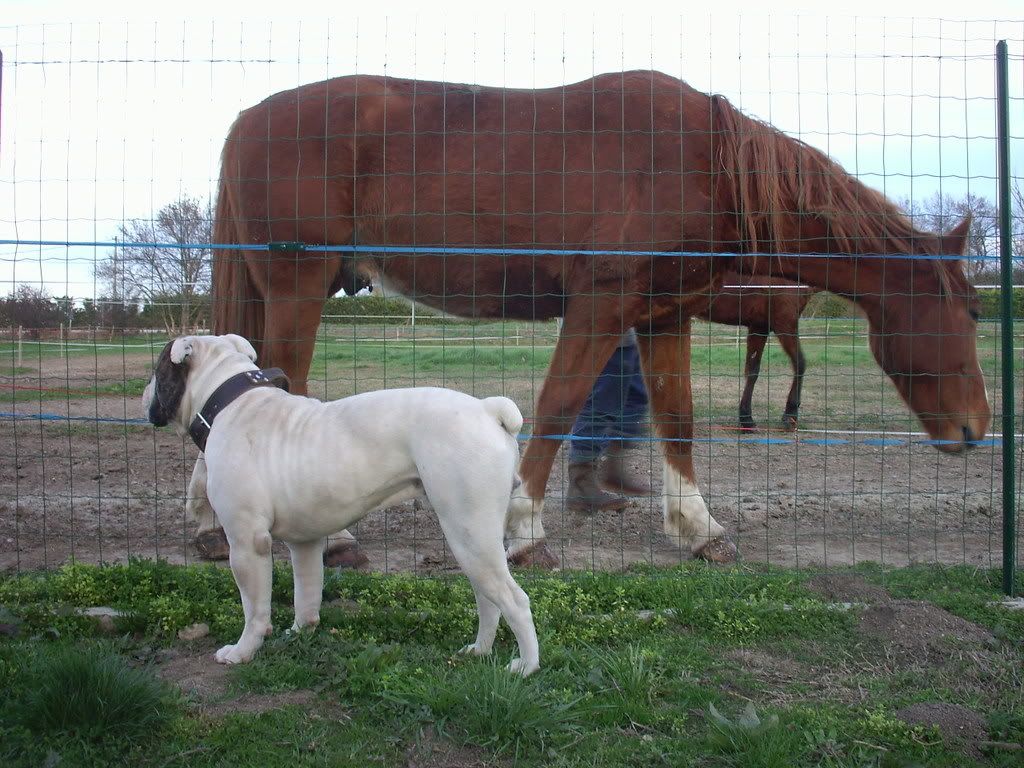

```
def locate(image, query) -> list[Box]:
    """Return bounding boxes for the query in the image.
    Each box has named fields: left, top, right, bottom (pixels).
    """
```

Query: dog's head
left=143, top=334, right=259, bottom=429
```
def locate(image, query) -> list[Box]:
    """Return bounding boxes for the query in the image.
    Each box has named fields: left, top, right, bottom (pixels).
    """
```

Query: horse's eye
left=968, top=308, right=980, bottom=322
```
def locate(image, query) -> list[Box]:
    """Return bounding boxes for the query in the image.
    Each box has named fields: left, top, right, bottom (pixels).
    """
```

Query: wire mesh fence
left=0, top=16, right=1022, bottom=589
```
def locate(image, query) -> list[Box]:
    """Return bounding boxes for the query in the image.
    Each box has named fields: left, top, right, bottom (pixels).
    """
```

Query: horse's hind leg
left=739, top=330, right=768, bottom=431
left=636, top=322, right=735, bottom=563
left=775, top=322, right=807, bottom=431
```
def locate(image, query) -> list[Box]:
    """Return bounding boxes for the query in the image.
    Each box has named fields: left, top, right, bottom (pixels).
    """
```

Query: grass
left=2, top=377, right=149, bottom=403
left=0, top=644, right=179, bottom=764
left=1, top=317, right=1015, bottom=435
left=1, top=560, right=1022, bottom=766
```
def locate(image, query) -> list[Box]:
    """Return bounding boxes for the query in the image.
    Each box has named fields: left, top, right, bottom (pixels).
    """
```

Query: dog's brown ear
left=148, top=340, right=189, bottom=427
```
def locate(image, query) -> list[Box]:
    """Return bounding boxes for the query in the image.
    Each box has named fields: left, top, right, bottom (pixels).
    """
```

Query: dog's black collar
left=188, top=368, right=290, bottom=451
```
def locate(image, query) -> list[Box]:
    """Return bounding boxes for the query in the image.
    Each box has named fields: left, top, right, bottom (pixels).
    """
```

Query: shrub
left=976, top=287, right=1024, bottom=318
left=9, top=646, right=178, bottom=744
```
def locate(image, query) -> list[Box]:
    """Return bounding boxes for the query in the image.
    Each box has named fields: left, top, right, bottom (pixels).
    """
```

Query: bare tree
left=96, top=196, right=212, bottom=334
left=902, top=192, right=999, bottom=282
left=1012, top=177, right=1024, bottom=262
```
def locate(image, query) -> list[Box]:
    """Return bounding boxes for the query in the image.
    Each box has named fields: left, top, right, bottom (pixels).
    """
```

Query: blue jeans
left=569, top=338, right=649, bottom=462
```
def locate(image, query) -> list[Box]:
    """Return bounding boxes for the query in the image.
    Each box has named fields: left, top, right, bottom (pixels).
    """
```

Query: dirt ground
left=0, top=350, right=1015, bottom=574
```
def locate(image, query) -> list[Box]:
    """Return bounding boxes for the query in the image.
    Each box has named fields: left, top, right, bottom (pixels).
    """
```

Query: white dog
left=143, top=334, right=539, bottom=675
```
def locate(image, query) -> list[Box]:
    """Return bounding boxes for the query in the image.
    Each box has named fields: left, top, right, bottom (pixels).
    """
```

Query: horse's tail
left=211, top=170, right=264, bottom=359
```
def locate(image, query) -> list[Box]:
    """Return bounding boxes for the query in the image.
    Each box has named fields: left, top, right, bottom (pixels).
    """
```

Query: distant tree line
left=0, top=286, right=211, bottom=337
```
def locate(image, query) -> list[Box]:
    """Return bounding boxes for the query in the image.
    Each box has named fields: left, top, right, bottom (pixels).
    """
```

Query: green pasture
left=1, top=560, right=1021, bottom=767
left=0, top=317, right=1012, bottom=432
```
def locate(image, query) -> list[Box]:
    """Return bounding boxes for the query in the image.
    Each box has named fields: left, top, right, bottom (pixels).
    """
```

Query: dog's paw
left=506, top=658, right=539, bottom=677
left=459, top=642, right=490, bottom=657
left=214, top=643, right=253, bottom=665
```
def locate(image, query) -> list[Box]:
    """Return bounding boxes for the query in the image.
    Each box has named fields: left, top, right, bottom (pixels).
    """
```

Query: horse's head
left=865, top=217, right=990, bottom=452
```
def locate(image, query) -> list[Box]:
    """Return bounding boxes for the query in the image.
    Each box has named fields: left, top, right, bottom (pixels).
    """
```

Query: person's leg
left=566, top=343, right=632, bottom=512
left=601, top=337, right=654, bottom=496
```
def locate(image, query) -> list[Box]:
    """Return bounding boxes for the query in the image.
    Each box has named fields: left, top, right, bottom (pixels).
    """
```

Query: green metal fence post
left=996, top=40, right=1016, bottom=597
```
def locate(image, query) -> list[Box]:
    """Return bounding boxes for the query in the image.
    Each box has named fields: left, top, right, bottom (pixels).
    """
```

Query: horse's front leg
left=636, top=323, right=736, bottom=563
left=506, top=299, right=635, bottom=569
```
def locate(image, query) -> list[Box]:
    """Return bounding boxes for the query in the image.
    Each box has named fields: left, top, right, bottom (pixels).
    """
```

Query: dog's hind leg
left=460, top=591, right=501, bottom=657
left=439, top=521, right=539, bottom=676
left=463, top=557, right=539, bottom=676
left=422, top=446, right=539, bottom=674
left=216, top=527, right=274, bottom=665
left=288, top=538, right=326, bottom=631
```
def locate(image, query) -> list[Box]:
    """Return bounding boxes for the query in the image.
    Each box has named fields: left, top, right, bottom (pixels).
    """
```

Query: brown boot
left=566, top=461, right=628, bottom=513
left=601, top=445, right=654, bottom=496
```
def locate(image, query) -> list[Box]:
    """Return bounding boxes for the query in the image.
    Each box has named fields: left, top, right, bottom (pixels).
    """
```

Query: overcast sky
left=1, top=0, right=1022, bottom=299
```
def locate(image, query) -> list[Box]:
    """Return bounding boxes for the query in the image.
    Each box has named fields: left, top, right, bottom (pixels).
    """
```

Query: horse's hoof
left=323, top=541, right=370, bottom=570
left=738, top=418, right=757, bottom=432
left=194, top=529, right=230, bottom=561
left=693, top=537, right=737, bottom=564
left=507, top=542, right=560, bottom=570
left=781, top=415, right=798, bottom=432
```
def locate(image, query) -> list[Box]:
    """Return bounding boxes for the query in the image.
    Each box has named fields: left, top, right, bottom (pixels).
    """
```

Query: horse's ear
left=942, top=215, right=972, bottom=257
left=170, top=337, right=195, bottom=364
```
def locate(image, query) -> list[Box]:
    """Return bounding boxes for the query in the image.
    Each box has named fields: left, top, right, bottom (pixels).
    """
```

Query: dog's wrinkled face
left=146, top=340, right=189, bottom=426
left=143, top=334, right=260, bottom=429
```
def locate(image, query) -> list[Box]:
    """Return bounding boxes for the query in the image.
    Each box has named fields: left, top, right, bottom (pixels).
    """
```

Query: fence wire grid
left=0, top=16, right=1023, bottom=590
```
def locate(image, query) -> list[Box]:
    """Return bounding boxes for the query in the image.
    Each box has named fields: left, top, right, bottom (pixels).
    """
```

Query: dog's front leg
left=288, top=539, right=325, bottom=631
left=216, top=529, right=274, bottom=664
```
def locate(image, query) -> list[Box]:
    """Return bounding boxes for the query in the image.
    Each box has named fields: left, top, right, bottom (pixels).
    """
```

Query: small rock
left=80, top=606, right=123, bottom=634
left=177, top=622, right=210, bottom=641
left=991, top=597, right=1024, bottom=611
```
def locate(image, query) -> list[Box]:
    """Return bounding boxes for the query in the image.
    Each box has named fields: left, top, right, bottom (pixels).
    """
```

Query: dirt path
left=0, top=393, right=1009, bottom=573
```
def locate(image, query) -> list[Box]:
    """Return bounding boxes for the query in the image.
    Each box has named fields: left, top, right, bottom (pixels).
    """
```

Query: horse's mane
left=710, top=94, right=945, bottom=259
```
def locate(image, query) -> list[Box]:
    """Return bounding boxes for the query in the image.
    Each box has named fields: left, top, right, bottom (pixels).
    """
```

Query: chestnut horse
left=206, top=70, right=989, bottom=569
left=699, top=273, right=819, bottom=431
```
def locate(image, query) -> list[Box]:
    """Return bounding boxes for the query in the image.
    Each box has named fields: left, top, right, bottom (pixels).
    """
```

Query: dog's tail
left=482, top=396, right=524, bottom=438
left=483, top=396, right=524, bottom=494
